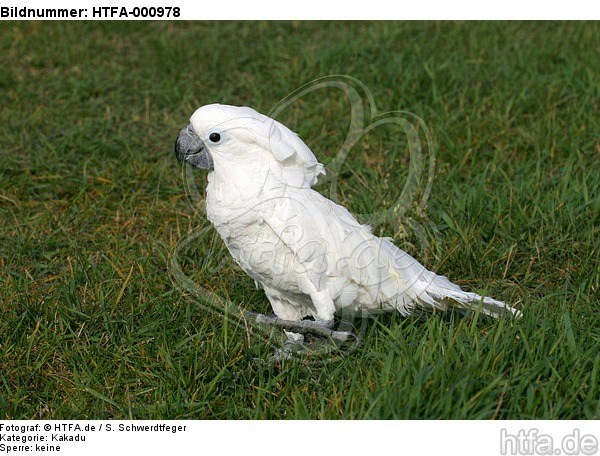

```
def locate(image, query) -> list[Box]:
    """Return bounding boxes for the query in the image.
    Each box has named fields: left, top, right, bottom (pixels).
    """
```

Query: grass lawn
left=0, top=21, right=598, bottom=419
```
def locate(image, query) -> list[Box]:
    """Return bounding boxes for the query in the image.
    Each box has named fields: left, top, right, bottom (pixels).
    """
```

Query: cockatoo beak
left=175, top=123, right=214, bottom=170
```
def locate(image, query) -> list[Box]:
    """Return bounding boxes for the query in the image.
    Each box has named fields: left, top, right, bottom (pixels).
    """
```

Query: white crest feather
left=189, top=104, right=325, bottom=188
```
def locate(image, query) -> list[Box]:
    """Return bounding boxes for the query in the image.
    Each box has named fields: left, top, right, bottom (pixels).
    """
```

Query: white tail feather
left=424, top=274, right=522, bottom=318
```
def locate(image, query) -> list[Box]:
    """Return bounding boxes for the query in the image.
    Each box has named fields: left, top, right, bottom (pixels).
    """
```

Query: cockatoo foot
left=244, top=311, right=360, bottom=360
left=245, top=311, right=358, bottom=343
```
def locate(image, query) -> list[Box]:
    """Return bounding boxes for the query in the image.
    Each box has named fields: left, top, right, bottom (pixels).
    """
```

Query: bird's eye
left=208, top=132, right=222, bottom=144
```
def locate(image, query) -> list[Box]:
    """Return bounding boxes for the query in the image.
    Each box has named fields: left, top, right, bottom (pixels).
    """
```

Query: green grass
left=1, top=21, right=598, bottom=419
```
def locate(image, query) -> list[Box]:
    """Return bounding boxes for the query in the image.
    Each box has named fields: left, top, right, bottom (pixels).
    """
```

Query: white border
left=2, top=0, right=599, bottom=19
left=1, top=420, right=599, bottom=456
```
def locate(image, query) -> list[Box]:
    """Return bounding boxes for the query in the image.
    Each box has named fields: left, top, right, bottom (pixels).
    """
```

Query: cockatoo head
left=175, top=104, right=325, bottom=188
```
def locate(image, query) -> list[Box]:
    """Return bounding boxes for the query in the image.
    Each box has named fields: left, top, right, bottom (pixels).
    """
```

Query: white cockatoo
left=175, top=104, right=520, bottom=348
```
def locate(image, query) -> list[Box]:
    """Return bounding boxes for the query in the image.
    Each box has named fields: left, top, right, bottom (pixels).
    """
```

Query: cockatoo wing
left=253, top=188, right=518, bottom=320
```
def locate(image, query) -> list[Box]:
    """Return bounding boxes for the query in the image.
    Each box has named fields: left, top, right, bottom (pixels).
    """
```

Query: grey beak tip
left=175, top=123, right=214, bottom=170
